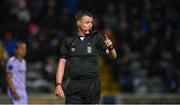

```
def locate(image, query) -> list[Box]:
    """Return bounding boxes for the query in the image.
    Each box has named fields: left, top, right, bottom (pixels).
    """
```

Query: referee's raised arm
left=104, top=34, right=117, bottom=59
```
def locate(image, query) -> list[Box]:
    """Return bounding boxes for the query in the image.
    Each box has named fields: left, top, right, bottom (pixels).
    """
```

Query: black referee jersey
left=60, top=30, right=106, bottom=80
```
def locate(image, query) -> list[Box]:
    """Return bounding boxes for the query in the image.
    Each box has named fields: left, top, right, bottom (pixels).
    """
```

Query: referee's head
left=75, top=11, right=93, bottom=22
left=75, top=11, right=93, bottom=35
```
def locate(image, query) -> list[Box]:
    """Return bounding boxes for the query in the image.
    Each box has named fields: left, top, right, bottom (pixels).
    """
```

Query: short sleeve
left=96, top=33, right=106, bottom=52
left=6, top=61, right=14, bottom=73
left=60, top=38, right=68, bottom=59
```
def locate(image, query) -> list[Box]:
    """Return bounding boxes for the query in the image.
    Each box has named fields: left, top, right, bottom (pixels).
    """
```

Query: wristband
left=56, top=83, right=62, bottom=86
left=108, top=45, right=114, bottom=51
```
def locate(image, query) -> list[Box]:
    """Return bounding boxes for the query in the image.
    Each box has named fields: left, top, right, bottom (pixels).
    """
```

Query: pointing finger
left=104, top=34, right=109, bottom=40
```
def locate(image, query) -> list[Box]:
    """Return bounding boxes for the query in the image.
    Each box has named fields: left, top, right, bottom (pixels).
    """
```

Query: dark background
left=0, top=0, right=179, bottom=99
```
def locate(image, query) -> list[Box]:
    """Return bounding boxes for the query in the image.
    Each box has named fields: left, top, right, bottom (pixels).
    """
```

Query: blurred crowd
left=0, top=0, right=179, bottom=94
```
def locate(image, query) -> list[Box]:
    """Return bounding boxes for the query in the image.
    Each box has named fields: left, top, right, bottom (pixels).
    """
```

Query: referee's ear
left=77, top=21, right=80, bottom=27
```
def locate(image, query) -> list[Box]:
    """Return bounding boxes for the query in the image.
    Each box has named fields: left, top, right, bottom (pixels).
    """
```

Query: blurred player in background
left=55, top=11, right=117, bottom=104
left=6, top=41, right=28, bottom=104
left=0, top=42, right=9, bottom=93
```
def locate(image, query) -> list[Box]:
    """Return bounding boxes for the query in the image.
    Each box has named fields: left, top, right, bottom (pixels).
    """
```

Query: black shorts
left=65, top=78, right=101, bottom=104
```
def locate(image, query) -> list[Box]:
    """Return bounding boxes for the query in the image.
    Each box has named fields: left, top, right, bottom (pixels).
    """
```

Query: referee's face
left=77, top=15, right=93, bottom=35
left=15, top=43, right=27, bottom=58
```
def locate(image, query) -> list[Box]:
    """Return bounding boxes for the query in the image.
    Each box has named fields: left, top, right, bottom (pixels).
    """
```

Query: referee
left=54, top=11, right=117, bottom=104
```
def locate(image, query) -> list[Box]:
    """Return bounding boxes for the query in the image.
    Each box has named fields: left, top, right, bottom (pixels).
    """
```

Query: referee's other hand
left=54, top=85, right=65, bottom=98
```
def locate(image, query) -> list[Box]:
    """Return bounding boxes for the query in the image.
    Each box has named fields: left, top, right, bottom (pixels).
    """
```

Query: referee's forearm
left=111, top=48, right=117, bottom=59
left=56, top=58, right=66, bottom=84
left=109, top=48, right=117, bottom=60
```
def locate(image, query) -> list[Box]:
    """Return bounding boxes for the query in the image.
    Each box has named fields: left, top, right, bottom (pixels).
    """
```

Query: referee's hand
left=54, top=85, right=65, bottom=98
left=104, top=34, right=113, bottom=49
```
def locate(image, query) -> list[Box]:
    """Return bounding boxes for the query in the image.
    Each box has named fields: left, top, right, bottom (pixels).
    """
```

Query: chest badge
left=71, top=48, right=75, bottom=52
left=87, top=43, right=92, bottom=53
left=71, top=43, right=75, bottom=52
